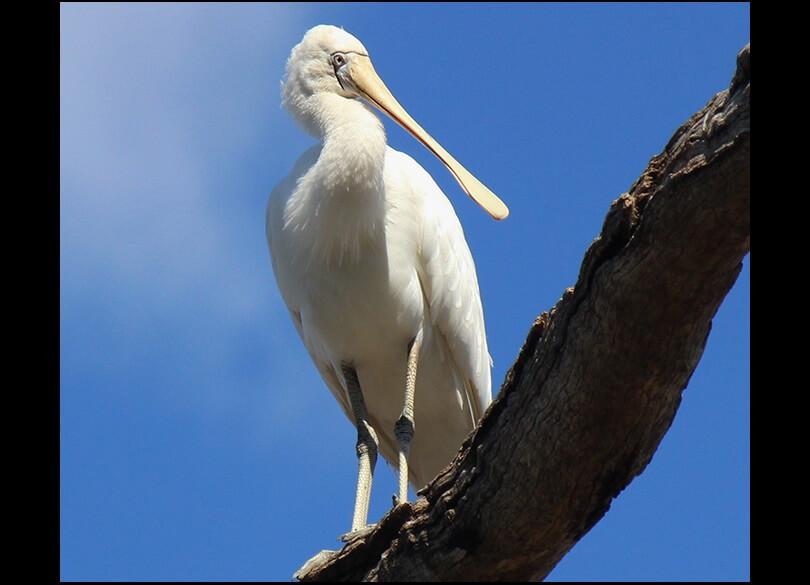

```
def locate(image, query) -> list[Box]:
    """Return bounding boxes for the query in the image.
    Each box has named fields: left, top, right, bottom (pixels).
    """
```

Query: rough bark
left=296, top=43, right=750, bottom=582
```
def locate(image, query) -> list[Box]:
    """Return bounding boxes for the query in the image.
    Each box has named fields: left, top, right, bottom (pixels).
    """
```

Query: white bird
left=266, top=25, right=508, bottom=533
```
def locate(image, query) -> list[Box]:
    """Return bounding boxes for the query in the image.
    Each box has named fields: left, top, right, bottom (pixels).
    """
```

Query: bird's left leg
left=394, top=328, right=423, bottom=504
left=342, top=364, right=379, bottom=533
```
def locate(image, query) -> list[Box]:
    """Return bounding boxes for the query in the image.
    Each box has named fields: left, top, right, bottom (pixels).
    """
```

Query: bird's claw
left=392, top=493, right=411, bottom=507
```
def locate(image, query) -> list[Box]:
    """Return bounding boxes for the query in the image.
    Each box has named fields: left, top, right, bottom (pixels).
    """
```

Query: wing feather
left=391, top=151, right=493, bottom=418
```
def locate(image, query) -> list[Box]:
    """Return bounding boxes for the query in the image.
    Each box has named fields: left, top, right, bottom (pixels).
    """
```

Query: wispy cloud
left=60, top=3, right=315, bottom=425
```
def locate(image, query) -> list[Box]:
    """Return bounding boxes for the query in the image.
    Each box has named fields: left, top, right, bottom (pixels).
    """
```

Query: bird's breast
left=269, top=144, right=430, bottom=368
left=279, top=214, right=426, bottom=369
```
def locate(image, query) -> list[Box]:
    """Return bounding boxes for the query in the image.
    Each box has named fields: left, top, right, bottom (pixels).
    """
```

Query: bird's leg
left=395, top=329, right=423, bottom=504
left=341, top=364, right=378, bottom=532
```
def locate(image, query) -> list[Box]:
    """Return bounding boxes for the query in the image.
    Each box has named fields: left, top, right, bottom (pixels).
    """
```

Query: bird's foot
left=293, top=549, right=340, bottom=581
left=293, top=525, right=377, bottom=580
left=338, top=523, right=377, bottom=543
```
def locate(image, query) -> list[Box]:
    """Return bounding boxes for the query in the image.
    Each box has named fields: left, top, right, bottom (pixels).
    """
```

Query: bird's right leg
left=394, top=329, right=423, bottom=505
left=342, top=364, right=379, bottom=532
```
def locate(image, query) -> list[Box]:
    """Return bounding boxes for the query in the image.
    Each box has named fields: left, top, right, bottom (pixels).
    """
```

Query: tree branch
left=296, top=43, right=750, bottom=582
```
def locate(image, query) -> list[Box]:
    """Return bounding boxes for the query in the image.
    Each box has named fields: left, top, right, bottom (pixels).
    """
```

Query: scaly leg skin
left=394, top=329, right=423, bottom=504
left=342, top=364, right=379, bottom=532
left=295, top=366, right=378, bottom=580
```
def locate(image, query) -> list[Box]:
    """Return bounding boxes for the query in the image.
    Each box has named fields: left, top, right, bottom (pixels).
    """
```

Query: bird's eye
left=331, top=52, right=347, bottom=68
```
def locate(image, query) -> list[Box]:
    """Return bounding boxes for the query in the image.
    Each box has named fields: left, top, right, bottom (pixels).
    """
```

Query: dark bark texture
left=296, top=43, right=750, bottom=582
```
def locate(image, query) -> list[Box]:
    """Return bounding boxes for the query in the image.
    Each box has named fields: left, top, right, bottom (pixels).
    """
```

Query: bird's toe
left=338, top=523, right=377, bottom=543
left=294, top=549, right=339, bottom=581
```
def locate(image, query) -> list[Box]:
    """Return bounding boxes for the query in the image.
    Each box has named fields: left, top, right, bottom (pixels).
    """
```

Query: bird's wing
left=388, top=150, right=493, bottom=419
left=266, top=146, right=357, bottom=426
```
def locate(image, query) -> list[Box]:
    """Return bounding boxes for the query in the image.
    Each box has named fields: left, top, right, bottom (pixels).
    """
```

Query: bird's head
left=282, top=25, right=367, bottom=110
left=281, top=25, right=509, bottom=221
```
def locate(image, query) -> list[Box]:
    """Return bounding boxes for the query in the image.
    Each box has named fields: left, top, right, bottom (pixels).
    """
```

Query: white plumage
left=266, top=25, right=507, bottom=531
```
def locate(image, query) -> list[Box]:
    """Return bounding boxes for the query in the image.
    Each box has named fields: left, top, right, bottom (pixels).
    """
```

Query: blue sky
left=60, top=3, right=750, bottom=581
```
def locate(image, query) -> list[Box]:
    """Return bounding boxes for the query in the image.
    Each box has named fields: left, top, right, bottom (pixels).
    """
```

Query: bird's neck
left=294, top=95, right=390, bottom=264
left=317, top=94, right=387, bottom=195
